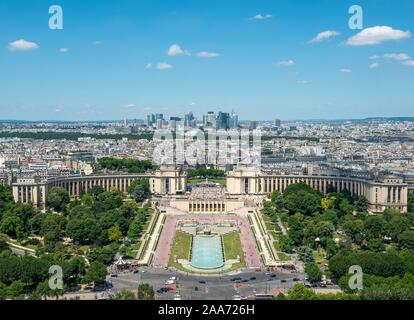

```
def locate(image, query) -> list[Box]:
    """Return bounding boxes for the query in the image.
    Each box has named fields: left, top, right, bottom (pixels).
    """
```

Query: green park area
left=261, top=213, right=291, bottom=262
left=222, top=232, right=246, bottom=270
left=0, top=177, right=153, bottom=300
left=188, top=178, right=226, bottom=185
left=169, top=231, right=192, bottom=270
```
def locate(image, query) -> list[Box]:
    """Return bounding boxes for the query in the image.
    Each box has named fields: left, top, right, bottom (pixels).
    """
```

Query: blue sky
left=0, top=0, right=414, bottom=121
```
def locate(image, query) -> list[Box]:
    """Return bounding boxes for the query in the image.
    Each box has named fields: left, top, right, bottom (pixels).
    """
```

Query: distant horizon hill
left=1, top=116, right=414, bottom=124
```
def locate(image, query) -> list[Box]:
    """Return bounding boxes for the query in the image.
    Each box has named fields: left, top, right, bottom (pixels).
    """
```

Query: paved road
left=107, top=267, right=305, bottom=300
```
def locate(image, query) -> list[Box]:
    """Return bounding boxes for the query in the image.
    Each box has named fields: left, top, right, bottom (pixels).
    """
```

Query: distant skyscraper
left=229, top=110, right=238, bottom=129
left=156, top=119, right=164, bottom=129
left=217, top=112, right=230, bottom=130
left=203, top=111, right=216, bottom=128
left=145, top=114, right=155, bottom=126
left=184, top=112, right=196, bottom=127
left=169, top=117, right=181, bottom=131
left=274, top=118, right=281, bottom=127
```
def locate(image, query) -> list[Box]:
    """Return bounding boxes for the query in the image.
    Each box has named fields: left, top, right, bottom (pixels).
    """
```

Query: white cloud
left=369, top=62, right=380, bottom=69
left=345, top=26, right=411, bottom=46
left=8, top=39, right=39, bottom=51
left=250, top=14, right=273, bottom=20
left=273, top=60, right=295, bottom=67
left=309, top=30, right=340, bottom=43
left=125, top=103, right=136, bottom=108
left=197, top=51, right=220, bottom=58
left=383, top=53, right=410, bottom=61
left=297, top=80, right=308, bottom=85
left=156, top=62, right=173, bottom=70
left=369, top=55, right=380, bottom=60
left=59, top=48, right=68, bottom=53
left=146, top=63, right=153, bottom=69
left=93, top=40, right=104, bottom=45
left=167, top=43, right=190, bottom=56
left=401, top=60, right=414, bottom=67
left=340, top=68, right=352, bottom=73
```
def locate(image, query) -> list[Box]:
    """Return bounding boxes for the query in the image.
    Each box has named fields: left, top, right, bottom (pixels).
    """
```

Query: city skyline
left=1, top=0, right=414, bottom=121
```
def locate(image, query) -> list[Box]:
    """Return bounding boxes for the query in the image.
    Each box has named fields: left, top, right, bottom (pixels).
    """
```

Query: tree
left=66, top=215, right=101, bottom=244
left=32, top=280, right=66, bottom=300
left=320, top=209, right=339, bottom=225
left=138, top=283, right=154, bottom=300
left=297, top=246, right=314, bottom=264
left=83, top=261, right=107, bottom=286
left=367, top=238, right=385, bottom=252
left=342, top=217, right=364, bottom=244
left=127, top=219, right=142, bottom=240
left=0, top=185, right=13, bottom=214
left=47, top=187, right=70, bottom=212
left=399, top=230, right=414, bottom=250
left=354, top=196, right=369, bottom=213
left=338, top=198, right=353, bottom=216
left=63, top=256, right=86, bottom=286
left=328, top=251, right=406, bottom=281
left=314, top=221, right=334, bottom=238
left=287, top=214, right=304, bottom=245
left=287, top=283, right=317, bottom=300
left=81, top=193, right=93, bottom=207
left=387, top=214, right=410, bottom=241
left=270, top=191, right=284, bottom=211
left=131, top=181, right=150, bottom=203
left=108, top=225, right=123, bottom=242
left=321, top=196, right=336, bottom=210
left=0, top=215, right=22, bottom=238
left=305, top=263, right=322, bottom=283
left=408, top=192, right=414, bottom=213
left=322, top=237, right=338, bottom=259
left=127, top=206, right=151, bottom=240
left=89, top=185, right=104, bottom=200
left=279, top=235, right=294, bottom=253
left=364, top=216, right=387, bottom=240
left=87, top=244, right=118, bottom=265
left=284, top=191, right=322, bottom=215
left=95, top=189, right=124, bottom=211
left=3, top=280, right=25, bottom=299
left=283, top=183, right=322, bottom=215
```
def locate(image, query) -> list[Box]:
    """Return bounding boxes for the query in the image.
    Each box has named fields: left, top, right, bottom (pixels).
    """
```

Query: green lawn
left=277, top=252, right=291, bottom=261
left=261, top=212, right=292, bottom=263
left=188, top=178, right=226, bottom=185
left=169, top=231, right=192, bottom=269
left=121, top=242, right=141, bottom=259
left=223, top=232, right=245, bottom=270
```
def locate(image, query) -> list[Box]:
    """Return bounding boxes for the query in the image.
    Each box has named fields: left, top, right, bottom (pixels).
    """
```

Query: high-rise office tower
left=203, top=111, right=216, bottom=127
left=229, top=110, right=238, bottom=129
left=184, top=112, right=195, bottom=127
left=217, top=112, right=230, bottom=130
left=274, top=118, right=281, bottom=127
